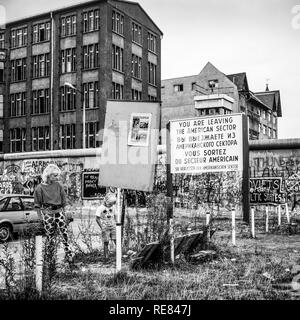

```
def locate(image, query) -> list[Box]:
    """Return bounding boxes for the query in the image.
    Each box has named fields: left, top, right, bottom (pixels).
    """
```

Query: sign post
left=169, top=113, right=247, bottom=245
left=116, top=188, right=122, bottom=272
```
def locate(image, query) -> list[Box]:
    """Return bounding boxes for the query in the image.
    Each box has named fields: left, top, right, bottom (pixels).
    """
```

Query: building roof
left=226, top=72, right=249, bottom=91
left=255, top=90, right=282, bottom=117
left=6, top=0, right=163, bottom=35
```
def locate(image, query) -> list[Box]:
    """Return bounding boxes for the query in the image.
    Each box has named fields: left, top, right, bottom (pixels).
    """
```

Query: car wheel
left=0, top=224, right=13, bottom=242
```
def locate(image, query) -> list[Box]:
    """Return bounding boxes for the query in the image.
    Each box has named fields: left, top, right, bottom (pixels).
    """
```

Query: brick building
left=161, top=62, right=282, bottom=140
left=0, top=0, right=162, bottom=153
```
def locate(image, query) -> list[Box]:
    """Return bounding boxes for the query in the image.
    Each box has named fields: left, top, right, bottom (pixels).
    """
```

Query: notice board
left=170, top=114, right=244, bottom=174
left=249, top=177, right=286, bottom=205
left=98, top=101, right=161, bottom=192
left=82, top=172, right=106, bottom=200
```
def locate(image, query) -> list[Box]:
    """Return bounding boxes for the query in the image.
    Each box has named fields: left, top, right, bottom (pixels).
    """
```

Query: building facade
left=0, top=0, right=162, bottom=153
left=161, top=62, right=282, bottom=140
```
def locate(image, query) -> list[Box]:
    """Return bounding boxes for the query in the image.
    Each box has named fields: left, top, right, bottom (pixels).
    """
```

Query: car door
left=1, top=196, right=26, bottom=233
left=20, top=196, right=41, bottom=232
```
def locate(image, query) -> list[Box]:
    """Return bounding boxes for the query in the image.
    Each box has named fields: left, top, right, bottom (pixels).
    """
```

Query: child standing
left=96, top=192, right=117, bottom=260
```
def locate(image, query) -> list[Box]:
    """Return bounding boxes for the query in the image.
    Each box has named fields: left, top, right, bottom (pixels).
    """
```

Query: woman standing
left=34, top=164, right=73, bottom=265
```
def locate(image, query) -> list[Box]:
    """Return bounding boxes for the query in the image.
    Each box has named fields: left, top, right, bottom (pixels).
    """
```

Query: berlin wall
left=1, top=138, right=300, bottom=217
left=249, top=139, right=300, bottom=214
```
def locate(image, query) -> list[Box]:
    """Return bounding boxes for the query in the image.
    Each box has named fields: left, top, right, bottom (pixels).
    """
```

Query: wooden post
left=232, top=208, right=236, bottom=246
left=251, top=207, right=255, bottom=238
left=116, top=187, right=122, bottom=273
left=35, top=235, right=43, bottom=294
left=265, top=206, right=269, bottom=233
left=166, top=122, right=174, bottom=264
left=206, top=211, right=210, bottom=241
left=278, top=205, right=281, bottom=226
left=285, top=203, right=290, bottom=224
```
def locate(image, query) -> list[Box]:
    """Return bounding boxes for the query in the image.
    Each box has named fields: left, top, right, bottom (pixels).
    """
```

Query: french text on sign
left=170, top=114, right=244, bottom=174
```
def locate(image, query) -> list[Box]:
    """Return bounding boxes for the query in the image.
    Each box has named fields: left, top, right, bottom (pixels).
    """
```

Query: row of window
left=7, top=11, right=158, bottom=53
left=0, top=62, right=4, bottom=82
left=9, top=81, right=155, bottom=117
left=33, top=53, right=50, bottom=78
left=0, top=33, right=4, bottom=49
left=8, top=122, right=100, bottom=152
left=260, top=124, right=277, bottom=138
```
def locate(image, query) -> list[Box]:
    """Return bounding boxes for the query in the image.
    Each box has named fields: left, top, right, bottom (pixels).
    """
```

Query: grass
left=1, top=215, right=300, bottom=300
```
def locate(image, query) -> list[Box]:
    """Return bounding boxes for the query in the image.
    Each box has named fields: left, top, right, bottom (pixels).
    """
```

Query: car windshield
left=0, top=198, right=6, bottom=211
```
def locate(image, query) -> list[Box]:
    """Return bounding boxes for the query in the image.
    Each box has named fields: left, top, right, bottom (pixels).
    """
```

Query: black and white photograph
left=0, top=0, right=300, bottom=311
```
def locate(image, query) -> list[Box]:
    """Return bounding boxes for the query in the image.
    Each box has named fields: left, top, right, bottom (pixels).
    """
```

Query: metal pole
left=116, top=188, right=122, bottom=272
left=206, top=211, right=210, bottom=242
left=278, top=205, right=281, bottom=226
left=232, top=208, right=236, bottom=246
left=35, top=235, right=43, bottom=294
left=265, top=206, right=269, bottom=233
left=286, top=203, right=290, bottom=224
left=251, top=207, right=255, bottom=238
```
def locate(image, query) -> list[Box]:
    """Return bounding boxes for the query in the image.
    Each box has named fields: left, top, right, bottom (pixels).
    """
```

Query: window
left=174, top=84, right=183, bottom=92
left=147, top=31, right=157, bottom=53
left=61, top=48, right=76, bottom=73
left=33, top=53, right=50, bottom=78
left=148, top=62, right=156, bottom=86
left=273, top=115, right=277, bottom=125
left=0, top=95, right=3, bottom=117
left=111, top=82, right=124, bottom=100
left=268, top=127, right=272, bottom=137
left=132, top=22, right=142, bottom=45
left=273, top=130, right=277, bottom=138
left=60, top=124, right=76, bottom=149
left=61, top=15, right=77, bottom=36
left=85, top=121, right=100, bottom=148
left=0, top=61, right=4, bottom=82
left=21, top=197, right=35, bottom=210
left=191, top=82, right=197, bottom=91
left=112, top=10, right=124, bottom=35
left=148, top=95, right=156, bottom=101
left=112, top=44, right=123, bottom=72
left=132, top=89, right=142, bottom=101
left=9, top=128, right=26, bottom=153
left=131, top=54, right=142, bottom=79
left=10, top=92, right=26, bottom=116
left=11, top=27, right=27, bottom=48
left=5, top=197, right=22, bottom=211
left=263, top=125, right=267, bottom=135
left=263, top=110, right=266, bottom=119
left=11, top=58, right=27, bottom=82
left=60, top=86, right=76, bottom=111
left=208, top=79, right=219, bottom=90
left=83, top=43, right=99, bottom=69
left=257, top=109, right=261, bottom=116
left=0, top=129, right=3, bottom=152
left=33, top=22, right=51, bottom=43
left=31, top=126, right=50, bottom=151
left=83, top=82, right=99, bottom=109
left=31, top=89, right=49, bottom=114
left=267, top=112, right=271, bottom=122
left=83, top=9, right=100, bottom=33
left=0, top=33, right=4, bottom=49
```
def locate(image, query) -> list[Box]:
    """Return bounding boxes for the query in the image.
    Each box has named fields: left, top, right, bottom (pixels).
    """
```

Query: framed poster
left=128, top=113, right=152, bottom=147
left=82, top=172, right=106, bottom=200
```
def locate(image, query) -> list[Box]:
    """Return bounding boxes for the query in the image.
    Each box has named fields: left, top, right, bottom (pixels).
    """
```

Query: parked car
left=0, top=194, right=74, bottom=242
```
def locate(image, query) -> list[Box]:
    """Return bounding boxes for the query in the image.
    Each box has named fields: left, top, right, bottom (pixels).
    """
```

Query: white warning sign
left=170, top=114, right=244, bottom=174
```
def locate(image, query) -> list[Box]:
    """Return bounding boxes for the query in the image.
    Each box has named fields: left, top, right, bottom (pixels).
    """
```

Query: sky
left=1, top=0, right=300, bottom=139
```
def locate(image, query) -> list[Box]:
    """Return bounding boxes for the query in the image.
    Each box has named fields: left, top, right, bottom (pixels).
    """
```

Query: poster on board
left=128, top=113, right=152, bottom=147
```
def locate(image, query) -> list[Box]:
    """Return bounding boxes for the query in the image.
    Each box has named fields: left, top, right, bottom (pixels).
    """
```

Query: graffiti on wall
left=0, top=158, right=84, bottom=202
left=250, top=152, right=300, bottom=211
left=154, top=154, right=243, bottom=211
